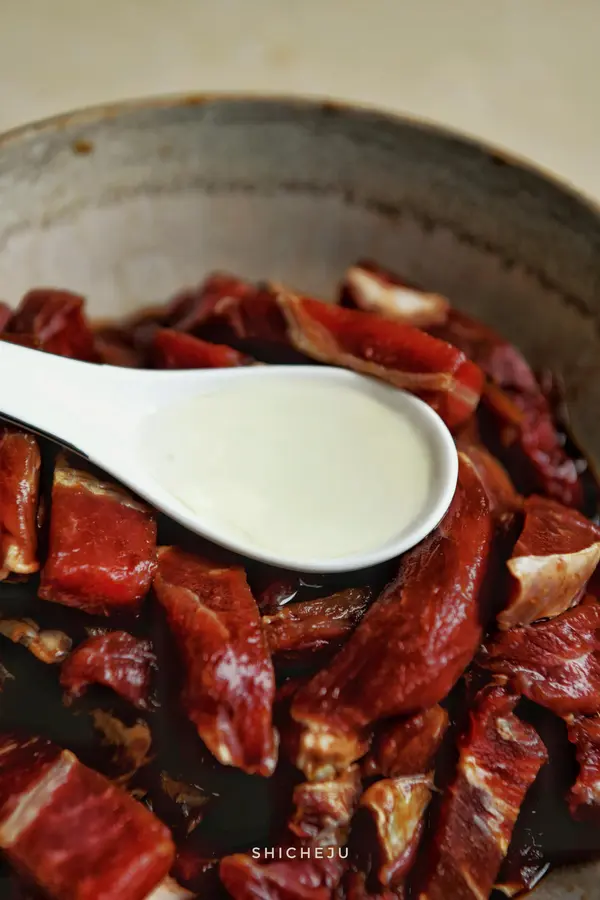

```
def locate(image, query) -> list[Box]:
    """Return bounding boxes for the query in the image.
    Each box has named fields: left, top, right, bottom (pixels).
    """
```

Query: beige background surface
left=0, top=0, right=598, bottom=200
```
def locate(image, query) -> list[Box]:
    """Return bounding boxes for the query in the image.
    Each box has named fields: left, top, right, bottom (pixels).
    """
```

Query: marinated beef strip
left=565, top=714, right=600, bottom=822
left=263, top=588, right=372, bottom=664
left=354, top=775, right=433, bottom=897
left=483, top=600, right=600, bottom=716
left=457, top=443, right=521, bottom=524
left=277, top=293, right=483, bottom=430
left=7, top=289, right=99, bottom=362
left=351, top=707, right=449, bottom=896
left=361, top=707, right=450, bottom=780
left=434, top=309, right=582, bottom=507
left=497, top=495, right=600, bottom=630
left=0, top=430, right=40, bottom=580
left=153, top=546, right=277, bottom=776
left=0, top=733, right=174, bottom=900
left=60, top=631, right=156, bottom=709
left=417, top=687, right=547, bottom=900
left=367, top=271, right=583, bottom=507
left=340, top=261, right=449, bottom=328
left=482, top=380, right=583, bottom=510
left=39, top=462, right=157, bottom=615
left=166, top=273, right=483, bottom=429
left=291, top=454, right=493, bottom=781
left=220, top=767, right=361, bottom=900
left=152, top=328, right=251, bottom=369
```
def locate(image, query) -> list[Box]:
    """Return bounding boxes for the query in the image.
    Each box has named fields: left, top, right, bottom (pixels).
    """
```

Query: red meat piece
left=418, top=687, right=547, bottom=900
left=291, top=454, right=493, bottom=780
left=8, top=289, right=99, bottom=362
left=152, top=328, right=250, bottom=369
left=263, top=588, right=372, bottom=664
left=60, top=631, right=155, bottom=709
left=277, top=293, right=483, bottom=430
left=0, top=430, right=40, bottom=580
left=153, top=547, right=277, bottom=776
left=483, top=601, right=600, bottom=716
left=167, top=273, right=483, bottom=429
left=220, top=767, right=360, bottom=900
left=39, top=463, right=157, bottom=615
left=565, top=714, right=600, bottom=822
left=362, top=706, right=449, bottom=779
left=0, top=733, right=174, bottom=900
left=497, top=496, right=600, bottom=630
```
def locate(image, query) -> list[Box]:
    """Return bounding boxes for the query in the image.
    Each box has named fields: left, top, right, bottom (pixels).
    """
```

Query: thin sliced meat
left=166, top=273, right=483, bottom=428
left=290, top=767, right=361, bottom=841
left=340, top=261, right=449, bottom=328
left=153, top=547, right=277, bottom=776
left=277, top=292, right=483, bottom=429
left=166, top=272, right=287, bottom=340
left=432, top=309, right=538, bottom=395
left=291, top=454, right=493, bottom=781
left=0, top=430, right=40, bottom=580
left=355, top=774, right=434, bottom=894
left=39, top=462, right=157, bottom=615
left=362, top=706, right=449, bottom=779
left=458, top=443, right=521, bottom=523
left=417, top=687, right=547, bottom=900
left=263, top=588, right=372, bottom=664
left=483, top=382, right=583, bottom=510
left=220, top=767, right=360, bottom=900
left=353, top=706, right=447, bottom=895
left=152, top=328, right=251, bottom=369
left=0, top=733, right=174, bottom=900
left=60, top=631, right=155, bottom=709
left=8, top=289, right=99, bottom=362
left=483, top=600, right=600, bottom=716
left=431, top=306, right=583, bottom=508
left=497, top=496, right=600, bottom=630
left=565, top=714, right=600, bottom=822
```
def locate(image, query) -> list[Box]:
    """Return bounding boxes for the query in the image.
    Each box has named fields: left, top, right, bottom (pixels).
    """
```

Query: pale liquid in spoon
left=142, top=378, right=435, bottom=561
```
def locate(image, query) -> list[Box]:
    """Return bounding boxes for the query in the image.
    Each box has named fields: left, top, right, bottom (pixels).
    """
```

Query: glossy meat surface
left=0, top=733, right=174, bottom=900
left=565, top=715, right=600, bottom=822
left=417, top=687, right=547, bottom=900
left=361, top=706, right=449, bottom=780
left=484, top=601, right=600, bottom=715
left=152, top=328, right=250, bottom=368
left=458, top=442, right=521, bottom=522
left=220, top=767, right=360, bottom=900
left=60, top=631, right=155, bottom=709
left=291, top=455, right=493, bottom=780
left=277, top=293, right=483, bottom=429
left=357, top=774, right=433, bottom=892
left=153, top=546, right=277, bottom=776
left=430, top=304, right=583, bottom=508
left=39, top=463, right=157, bottom=615
left=0, top=430, right=40, bottom=580
left=263, top=588, right=372, bottom=663
left=498, top=496, right=600, bottom=629
left=167, top=272, right=483, bottom=428
left=7, top=289, right=99, bottom=362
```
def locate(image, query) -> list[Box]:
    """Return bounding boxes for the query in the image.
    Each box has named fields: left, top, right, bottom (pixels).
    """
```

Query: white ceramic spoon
left=0, top=341, right=458, bottom=573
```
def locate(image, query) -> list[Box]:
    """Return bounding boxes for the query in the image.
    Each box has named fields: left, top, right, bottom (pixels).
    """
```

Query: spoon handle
left=0, top=341, right=129, bottom=453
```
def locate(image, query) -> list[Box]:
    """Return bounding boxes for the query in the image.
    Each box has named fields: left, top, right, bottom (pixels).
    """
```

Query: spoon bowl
left=0, top=341, right=458, bottom=572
